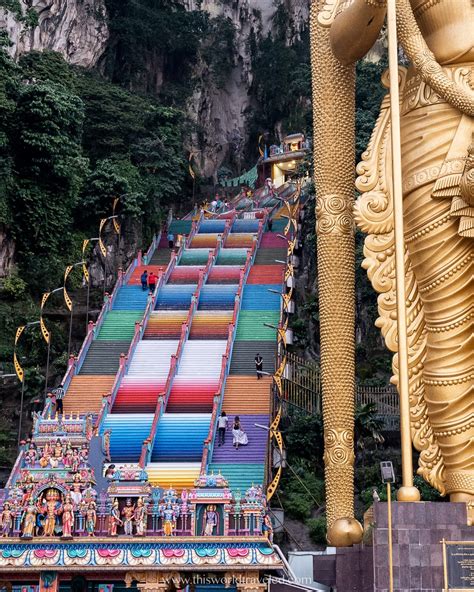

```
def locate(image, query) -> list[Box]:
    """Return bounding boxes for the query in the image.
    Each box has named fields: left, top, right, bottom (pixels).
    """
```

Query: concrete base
left=312, top=502, right=472, bottom=592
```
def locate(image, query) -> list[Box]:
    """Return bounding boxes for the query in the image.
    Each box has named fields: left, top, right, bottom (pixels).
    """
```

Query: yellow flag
left=258, top=134, right=264, bottom=157
left=82, top=239, right=90, bottom=254
left=41, top=292, right=50, bottom=311
left=63, top=267, right=73, bottom=311
left=40, top=317, right=50, bottom=344
left=189, top=153, right=196, bottom=180
left=14, top=325, right=26, bottom=382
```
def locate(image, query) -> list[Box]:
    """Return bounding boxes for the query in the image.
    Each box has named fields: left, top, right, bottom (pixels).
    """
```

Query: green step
left=216, top=249, right=248, bottom=265
left=169, top=220, right=192, bottom=235
left=209, top=463, right=265, bottom=494
left=179, top=249, right=210, bottom=265
left=235, top=311, right=280, bottom=341
left=96, top=311, right=143, bottom=340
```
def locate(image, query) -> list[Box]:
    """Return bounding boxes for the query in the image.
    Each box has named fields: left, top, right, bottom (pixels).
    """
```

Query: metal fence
left=280, top=352, right=400, bottom=429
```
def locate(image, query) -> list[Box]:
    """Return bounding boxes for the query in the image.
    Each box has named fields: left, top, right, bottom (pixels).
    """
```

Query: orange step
left=63, top=375, right=115, bottom=415
left=222, top=376, right=272, bottom=414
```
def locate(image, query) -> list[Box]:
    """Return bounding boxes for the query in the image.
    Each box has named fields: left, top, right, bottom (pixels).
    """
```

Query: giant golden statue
left=311, top=0, right=473, bottom=534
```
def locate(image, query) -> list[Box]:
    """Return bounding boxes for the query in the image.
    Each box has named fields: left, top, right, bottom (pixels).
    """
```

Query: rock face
left=0, top=0, right=109, bottom=67
left=185, top=0, right=309, bottom=180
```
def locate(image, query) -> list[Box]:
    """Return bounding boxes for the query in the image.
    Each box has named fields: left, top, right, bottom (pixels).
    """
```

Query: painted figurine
left=161, top=502, right=177, bottom=536
left=62, top=494, right=74, bottom=538
left=134, top=498, right=147, bottom=536
left=108, top=498, right=122, bottom=536
left=85, top=502, right=96, bottom=536
left=38, top=489, right=62, bottom=537
left=0, top=502, right=14, bottom=537
left=122, top=498, right=135, bottom=536
left=21, top=500, right=36, bottom=539
left=203, top=504, right=218, bottom=536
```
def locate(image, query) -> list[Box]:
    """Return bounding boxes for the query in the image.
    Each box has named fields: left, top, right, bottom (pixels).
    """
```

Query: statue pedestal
left=313, top=502, right=472, bottom=591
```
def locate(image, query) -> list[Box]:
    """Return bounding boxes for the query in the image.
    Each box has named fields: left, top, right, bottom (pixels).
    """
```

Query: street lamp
left=380, top=461, right=396, bottom=592
left=64, top=262, right=86, bottom=358
left=40, top=287, right=64, bottom=396
left=14, top=321, right=40, bottom=447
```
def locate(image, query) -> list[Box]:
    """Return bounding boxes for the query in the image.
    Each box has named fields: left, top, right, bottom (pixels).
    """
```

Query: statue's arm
left=330, top=0, right=386, bottom=65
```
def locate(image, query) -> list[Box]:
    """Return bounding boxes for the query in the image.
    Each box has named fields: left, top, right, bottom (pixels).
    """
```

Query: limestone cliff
left=186, top=0, right=309, bottom=179
left=0, top=0, right=108, bottom=67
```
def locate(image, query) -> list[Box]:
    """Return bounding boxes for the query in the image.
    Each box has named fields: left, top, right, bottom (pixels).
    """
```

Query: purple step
left=211, top=414, right=269, bottom=463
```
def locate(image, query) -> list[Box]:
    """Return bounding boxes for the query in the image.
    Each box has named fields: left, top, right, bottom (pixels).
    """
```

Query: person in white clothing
left=217, top=411, right=228, bottom=447
left=232, top=416, right=248, bottom=450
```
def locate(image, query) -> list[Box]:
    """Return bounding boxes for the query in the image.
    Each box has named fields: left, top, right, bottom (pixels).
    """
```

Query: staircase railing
left=139, top=246, right=216, bottom=466
left=142, top=230, right=162, bottom=265
left=199, top=220, right=264, bottom=474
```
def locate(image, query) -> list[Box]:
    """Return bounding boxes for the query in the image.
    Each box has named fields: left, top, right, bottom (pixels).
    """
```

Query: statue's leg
left=402, top=104, right=474, bottom=500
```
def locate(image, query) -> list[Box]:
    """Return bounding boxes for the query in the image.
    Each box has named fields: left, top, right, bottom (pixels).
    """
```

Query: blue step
left=151, top=413, right=211, bottom=461
left=199, top=219, right=226, bottom=233
left=102, top=414, right=153, bottom=463
left=198, top=285, right=238, bottom=310
left=232, top=219, right=260, bottom=233
left=241, top=284, right=282, bottom=311
left=155, top=284, right=197, bottom=310
left=113, top=286, right=150, bottom=310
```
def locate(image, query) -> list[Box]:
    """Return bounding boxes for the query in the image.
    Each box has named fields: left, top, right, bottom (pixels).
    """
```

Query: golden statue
left=311, top=0, right=473, bottom=526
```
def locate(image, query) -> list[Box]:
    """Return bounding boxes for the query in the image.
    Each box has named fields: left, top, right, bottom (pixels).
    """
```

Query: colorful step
left=155, top=285, right=197, bottom=310
left=127, top=265, right=164, bottom=286
left=198, top=285, right=238, bottom=310
left=112, top=285, right=150, bottom=310
left=144, top=311, right=187, bottom=340
left=207, top=266, right=242, bottom=284
left=229, top=342, right=276, bottom=376
left=112, top=377, right=167, bottom=413
left=235, top=311, right=279, bottom=341
left=189, top=311, right=232, bottom=339
left=166, top=377, right=220, bottom=413
left=232, top=219, right=260, bottom=233
left=207, top=463, right=265, bottom=493
left=179, top=249, right=211, bottom=266
left=151, top=413, right=211, bottom=461
left=260, top=232, right=288, bottom=249
left=247, top=264, right=284, bottom=285
left=225, top=233, right=255, bottom=248
left=64, top=375, right=115, bottom=415
left=216, top=248, right=248, bottom=266
left=169, top=219, right=193, bottom=235
left=254, top=247, right=287, bottom=266
left=102, top=413, right=153, bottom=463
left=168, top=266, right=204, bottom=284
left=190, top=233, right=219, bottom=249
left=78, top=341, right=129, bottom=375
left=96, top=311, right=143, bottom=341
left=146, top=462, right=201, bottom=491
left=241, top=284, right=282, bottom=311
left=211, top=414, right=269, bottom=463
left=222, top=376, right=272, bottom=414
left=199, top=219, right=226, bottom=233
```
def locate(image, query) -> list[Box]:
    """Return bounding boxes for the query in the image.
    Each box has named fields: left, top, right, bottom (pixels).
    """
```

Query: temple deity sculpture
left=61, top=494, right=74, bottom=538
left=160, top=502, right=177, bottom=536
left=37, top=489, right=62, bottom=537
left=312, top=0, right=474, bottom=510
left=134, top=498, right=147, bottom=536
left=122, top=499, right=135, bottom=536
left=0, top=502, right=14, bottom=537
left=108, top=498, right=122, bottom=536
left=84, top=502, right=97, bottom=536
left=21, top=500, right=37, bottom=539
left=202, top=505, right=218, bottom=536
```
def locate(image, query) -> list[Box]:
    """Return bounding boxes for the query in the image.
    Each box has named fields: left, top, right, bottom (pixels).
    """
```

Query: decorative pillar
left=309, top=0, right=362, bottom=545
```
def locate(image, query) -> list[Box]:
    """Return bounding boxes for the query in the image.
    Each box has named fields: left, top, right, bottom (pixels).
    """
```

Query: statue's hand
left=322, top=0, right=387, bottom=65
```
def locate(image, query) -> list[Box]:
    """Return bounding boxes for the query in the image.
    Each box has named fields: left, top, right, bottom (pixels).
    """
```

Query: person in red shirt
left=148, top=272, right=156, bottom=293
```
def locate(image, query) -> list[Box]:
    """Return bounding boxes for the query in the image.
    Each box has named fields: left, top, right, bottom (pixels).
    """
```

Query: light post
left=82, top=238, right=100, bottom=331
left=99, top=214, right=120, bottom=297
left=40, top=287, right=64, bottom=396
left=381, top=460, right=396, bottom=592
left=64, top=262, right=86, bottom=358
left=14, top=321, right=40, bottom=447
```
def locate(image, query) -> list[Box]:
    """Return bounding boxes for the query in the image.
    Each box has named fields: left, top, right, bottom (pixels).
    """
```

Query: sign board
left=443, top=541, right=474, bottom=591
